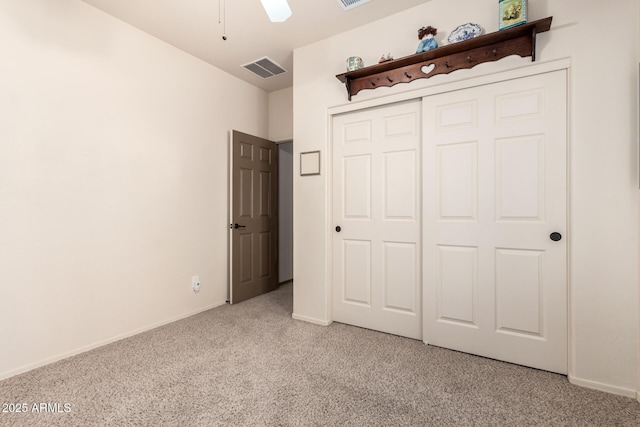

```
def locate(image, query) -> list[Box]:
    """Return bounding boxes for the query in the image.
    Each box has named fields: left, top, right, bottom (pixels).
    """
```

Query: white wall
left=293, top=0, right=640, bottom=396
left=268, top=87, right=293, bottom=142
left=0, top=0, right=268, bottom=379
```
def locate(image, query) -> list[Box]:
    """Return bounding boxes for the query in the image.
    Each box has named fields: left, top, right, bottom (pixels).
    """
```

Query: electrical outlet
left=192, top=275, right=200, bottom=293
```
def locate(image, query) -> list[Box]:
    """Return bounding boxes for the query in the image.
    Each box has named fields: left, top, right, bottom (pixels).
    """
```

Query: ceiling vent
left=242, top=57, right=287, bottom=79
left=336, top=0, right=372, bottom=11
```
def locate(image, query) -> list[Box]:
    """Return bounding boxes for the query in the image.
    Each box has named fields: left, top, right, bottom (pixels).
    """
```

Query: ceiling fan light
left=260, top=0, right=292, bottom=22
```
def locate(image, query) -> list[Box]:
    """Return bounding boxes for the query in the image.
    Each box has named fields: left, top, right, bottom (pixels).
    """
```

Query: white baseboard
left=0, top=301, right=226, bottom=381
left=568, top=374, right=638, bottom=399
left=292, top=313, right=332, bottom=326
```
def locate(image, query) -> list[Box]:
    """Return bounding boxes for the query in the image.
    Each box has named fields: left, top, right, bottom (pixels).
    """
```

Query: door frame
left=326, top=58, right=572, bottom=370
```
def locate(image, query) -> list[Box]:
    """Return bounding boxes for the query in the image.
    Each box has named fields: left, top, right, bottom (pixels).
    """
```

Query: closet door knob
left=335, top=226, right=341, bottom=232
left=550, top=232, right=562, bottom=241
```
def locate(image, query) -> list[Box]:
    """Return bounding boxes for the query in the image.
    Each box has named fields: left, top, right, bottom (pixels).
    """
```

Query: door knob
left=233, top=223, right=246, bottom=229
left=550, top=232, right=562, bottom=241
left=335, top=226, right=341, bottom=232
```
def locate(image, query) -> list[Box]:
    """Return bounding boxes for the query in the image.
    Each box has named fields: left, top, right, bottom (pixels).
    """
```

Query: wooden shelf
left=336, top=17, right=553, bottom=101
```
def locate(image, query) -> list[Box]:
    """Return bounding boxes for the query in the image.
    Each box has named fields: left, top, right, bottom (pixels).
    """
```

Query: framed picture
left=300, top=150, right=321, bottom=176
left=499, top=0, right=527, bottom=30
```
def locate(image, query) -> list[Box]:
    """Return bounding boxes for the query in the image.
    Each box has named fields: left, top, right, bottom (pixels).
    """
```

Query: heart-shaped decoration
left=421, top=64, right=436, bottom=74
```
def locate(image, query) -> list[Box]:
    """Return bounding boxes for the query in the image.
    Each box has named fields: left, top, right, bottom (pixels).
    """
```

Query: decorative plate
left=447, top=23, right=483, bottom=44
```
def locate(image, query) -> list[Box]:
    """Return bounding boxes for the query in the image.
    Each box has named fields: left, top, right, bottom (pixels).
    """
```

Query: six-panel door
left=422, top=70, right=567, bottom=374
left=230, top=130, right=278, bottom=304
left=332, top=100, right=422, bottom=339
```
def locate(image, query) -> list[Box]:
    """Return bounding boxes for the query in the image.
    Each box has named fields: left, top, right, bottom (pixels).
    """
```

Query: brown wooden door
left=229, top=130, right=278, bottom=303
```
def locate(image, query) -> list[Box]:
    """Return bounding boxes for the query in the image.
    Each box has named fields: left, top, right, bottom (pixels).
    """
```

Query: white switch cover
left=192, top=275, right=200, bottom=292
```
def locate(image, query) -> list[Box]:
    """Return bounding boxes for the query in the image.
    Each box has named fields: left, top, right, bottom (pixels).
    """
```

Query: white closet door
left=423, top=70, right=568, bottom=374
left=332, top=100, right=422, bottom=339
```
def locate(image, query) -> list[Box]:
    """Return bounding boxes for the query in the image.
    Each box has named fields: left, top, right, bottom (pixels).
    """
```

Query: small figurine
left=416, top=26, right=438, bottom=53
left=378, top=53, right=393, bottom=63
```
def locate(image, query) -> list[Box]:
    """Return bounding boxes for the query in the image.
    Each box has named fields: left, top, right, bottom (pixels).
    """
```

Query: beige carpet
left=1, top=282, right=639, bottom=426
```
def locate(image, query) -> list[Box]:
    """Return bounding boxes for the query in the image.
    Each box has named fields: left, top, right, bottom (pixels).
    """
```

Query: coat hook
left=387, top=76, right=394, bottom=83
left=371, top=81, right=376, bottom=87
left=445, top=61, right=451, bottom=68
left=492, top=49, right=498, bottom=56
left=467, top=55, right=472, bottom=62
left=404, top=72, right=411, bottom=78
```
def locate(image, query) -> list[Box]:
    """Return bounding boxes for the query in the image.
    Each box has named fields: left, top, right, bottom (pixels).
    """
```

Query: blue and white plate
left=447, top=23, right=483, bottom=44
